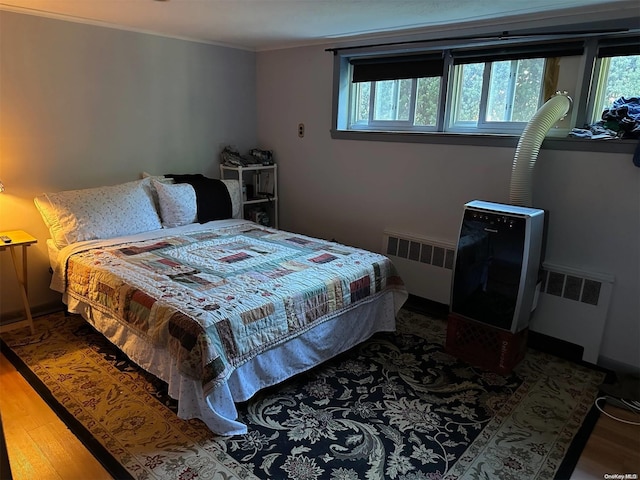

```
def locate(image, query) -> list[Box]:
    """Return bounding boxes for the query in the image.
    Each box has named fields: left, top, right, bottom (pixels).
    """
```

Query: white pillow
left=141, top=172, right=174, bottom=211
left=152, top=179, right=198, bottom=228
left=34, top=179, right=162, bottom=249
left=220, top=179, right=242, bottom=219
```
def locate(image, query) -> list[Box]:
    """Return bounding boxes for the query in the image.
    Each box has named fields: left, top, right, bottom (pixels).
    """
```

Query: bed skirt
left=65, top=289, right=404, bottom=435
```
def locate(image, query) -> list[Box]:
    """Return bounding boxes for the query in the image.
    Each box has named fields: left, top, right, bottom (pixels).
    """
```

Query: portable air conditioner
left=450, top=200, right=545, bottom=333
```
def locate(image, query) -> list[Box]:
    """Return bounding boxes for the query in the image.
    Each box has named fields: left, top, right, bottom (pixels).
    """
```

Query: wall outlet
left=298, top=123, right=305, bottom=138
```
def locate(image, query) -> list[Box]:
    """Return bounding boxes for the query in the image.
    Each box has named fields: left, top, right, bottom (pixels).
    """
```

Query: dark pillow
left=166, top=174, right=232, bottom=223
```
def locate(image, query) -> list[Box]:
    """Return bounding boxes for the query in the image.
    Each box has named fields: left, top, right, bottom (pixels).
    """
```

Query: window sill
left=330, top=130, right=638, bottom=154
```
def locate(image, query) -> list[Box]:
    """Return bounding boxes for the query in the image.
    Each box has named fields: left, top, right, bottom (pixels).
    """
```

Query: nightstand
left=0, top=230, right=37, bottom=335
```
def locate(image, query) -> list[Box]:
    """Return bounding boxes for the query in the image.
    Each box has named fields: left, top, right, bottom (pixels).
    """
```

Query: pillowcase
left=141, top=172, right=175, bottom=211
left=152, top=179, right=198, bottom=228
left=166, top=174, right=232, bottom=223
left=220, top=179, right=242, bottom=219
left=34, top=178, right=162, bottom=249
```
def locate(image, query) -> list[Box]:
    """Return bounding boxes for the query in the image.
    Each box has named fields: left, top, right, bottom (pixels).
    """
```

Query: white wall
left=256, top=44, right=640, bottom=372
left=0, top=12, right=257, bottom=317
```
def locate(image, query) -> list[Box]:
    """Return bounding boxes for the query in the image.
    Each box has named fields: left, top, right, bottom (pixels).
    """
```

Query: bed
left=34, top=175, right=408, bottom=435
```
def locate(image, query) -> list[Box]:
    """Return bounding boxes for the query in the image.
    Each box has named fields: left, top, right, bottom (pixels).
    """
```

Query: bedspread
left=63, top=222, right=405, bottom=398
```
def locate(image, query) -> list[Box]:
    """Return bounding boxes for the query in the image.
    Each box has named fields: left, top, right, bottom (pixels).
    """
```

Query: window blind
left=451, top=41, right=585, bottom=64
left=350, top=54, right=444, bottom=82
left=597, top=35, right=640, bottom=58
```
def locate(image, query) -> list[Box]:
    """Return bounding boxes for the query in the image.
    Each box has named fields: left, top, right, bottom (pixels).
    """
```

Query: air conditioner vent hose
left=509, top=92, right=572, bottom=207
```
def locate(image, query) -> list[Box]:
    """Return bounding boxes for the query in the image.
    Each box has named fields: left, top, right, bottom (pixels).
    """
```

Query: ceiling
left=0, top=0, right=636, bottom=51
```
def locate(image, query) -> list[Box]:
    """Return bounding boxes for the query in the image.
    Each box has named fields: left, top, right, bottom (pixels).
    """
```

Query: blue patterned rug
left=1, top=308, right=605, bottom=479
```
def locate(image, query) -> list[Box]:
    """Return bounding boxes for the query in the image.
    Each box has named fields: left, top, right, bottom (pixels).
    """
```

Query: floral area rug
left=0, top=308, right=605, bottom=480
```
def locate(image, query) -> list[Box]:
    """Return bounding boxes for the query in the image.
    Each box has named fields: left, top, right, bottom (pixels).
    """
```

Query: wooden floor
left=1, top=352, right=638, bottom=480
left=0, top=354, right=111, bottom=480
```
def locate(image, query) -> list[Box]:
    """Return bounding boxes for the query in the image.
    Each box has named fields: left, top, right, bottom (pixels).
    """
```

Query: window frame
left=589, top=55, right=611, bottom=124
left=347, top=54, right=444, bottom=132
left=349, top=78, right=442, bottom=132
left=369, top=78, right=416, bottom=126
left=588, top=46, right=640, bottom=123
left=445, top=59, right=546, bottom=134
left=329, top=30, right=639, bottom=153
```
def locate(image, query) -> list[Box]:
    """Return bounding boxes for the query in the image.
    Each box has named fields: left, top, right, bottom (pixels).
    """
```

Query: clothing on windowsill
left=570, top=96, right=640, bottom=140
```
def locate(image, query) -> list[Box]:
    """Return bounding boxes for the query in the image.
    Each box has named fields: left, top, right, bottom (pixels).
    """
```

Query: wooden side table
left=0, top=230, right=37, bottom=335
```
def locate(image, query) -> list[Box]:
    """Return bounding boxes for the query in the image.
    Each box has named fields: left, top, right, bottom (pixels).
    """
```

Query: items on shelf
left=246, top=207, right=270, bottom=226
left=248, top=148, right=274, bottom=165
left=220, top=146, right=274, bottom=167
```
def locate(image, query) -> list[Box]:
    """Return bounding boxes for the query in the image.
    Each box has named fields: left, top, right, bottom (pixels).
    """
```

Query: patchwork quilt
left=64, top=222, right=405, bottom=396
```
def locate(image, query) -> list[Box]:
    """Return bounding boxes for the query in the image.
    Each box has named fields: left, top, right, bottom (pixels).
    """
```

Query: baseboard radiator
left=531, top=262, right=614, bottom=364
left=383, top=230, right=613, bottom=364
left=383, top=230, right=455, bottom=305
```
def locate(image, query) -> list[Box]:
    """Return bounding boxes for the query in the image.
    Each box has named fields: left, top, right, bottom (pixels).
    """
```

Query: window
left=348, top=55, right=443, bottom=131
left=590, top=38, right=640, bottom=123
left=448, top=58, right=545, bottom=133
left=331, top=32, right=639, bottom=143
left=444, top=42, right=580, bottom=133
left=350, top=77, right=441, bottom=129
